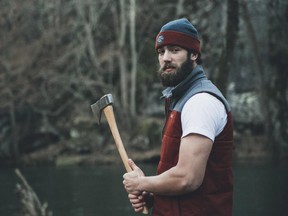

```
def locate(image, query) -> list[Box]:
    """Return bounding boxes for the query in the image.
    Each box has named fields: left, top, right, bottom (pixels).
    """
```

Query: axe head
left=91, top=94, right=114, bottom=124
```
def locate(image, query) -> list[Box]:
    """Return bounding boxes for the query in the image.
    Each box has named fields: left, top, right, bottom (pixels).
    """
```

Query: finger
left=132, top=202, right=145, bottom=209
left=129, top=192, right=141, bottom=199
left=128, top=193, right=138, bottom=199
left=129, top=199, right=145, bottom=207
left=134, top=205, right=144, bottom=213
left=129, top=195, right=144, bottom=205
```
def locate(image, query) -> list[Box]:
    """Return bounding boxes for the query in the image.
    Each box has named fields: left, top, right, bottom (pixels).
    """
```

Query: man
left=123, top=18, right=234, bottom=216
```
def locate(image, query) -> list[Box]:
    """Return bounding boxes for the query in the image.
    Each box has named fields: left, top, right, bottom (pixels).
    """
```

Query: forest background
left=0, top=0, right=287, bottom=167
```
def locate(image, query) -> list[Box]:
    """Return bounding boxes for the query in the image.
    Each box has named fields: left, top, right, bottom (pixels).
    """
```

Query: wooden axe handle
left=103, top=105, right=149, bottom=214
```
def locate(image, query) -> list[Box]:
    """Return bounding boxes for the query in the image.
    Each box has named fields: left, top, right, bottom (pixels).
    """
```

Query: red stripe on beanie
left=155, top=31, right=200, bottom=53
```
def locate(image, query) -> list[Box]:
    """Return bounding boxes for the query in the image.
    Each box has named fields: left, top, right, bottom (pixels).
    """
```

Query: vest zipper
left=162, top=98, right=171, bottom=137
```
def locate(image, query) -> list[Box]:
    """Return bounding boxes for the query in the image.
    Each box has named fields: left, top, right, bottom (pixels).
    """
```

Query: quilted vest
left=153, top=65, right=234, bottom=216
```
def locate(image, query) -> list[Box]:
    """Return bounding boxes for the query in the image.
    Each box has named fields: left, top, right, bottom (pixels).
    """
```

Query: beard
left=157, top=57, right=194, bottom=87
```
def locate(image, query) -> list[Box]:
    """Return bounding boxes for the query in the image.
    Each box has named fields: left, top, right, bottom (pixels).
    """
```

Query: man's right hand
left=128, top=193, right=146, bottom=212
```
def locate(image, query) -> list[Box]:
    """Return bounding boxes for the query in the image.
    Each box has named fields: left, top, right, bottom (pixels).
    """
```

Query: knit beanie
left=155, top=18, right=200, bottom=53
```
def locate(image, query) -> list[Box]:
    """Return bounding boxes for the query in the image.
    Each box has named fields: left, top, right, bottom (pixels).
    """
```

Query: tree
left=267, top=0, right=288, bottom=160
left=215, top=0, right=239, bottom=95
left=1, top=0, right=286, bottom=163
left=129, top=0, right=137, bottom=116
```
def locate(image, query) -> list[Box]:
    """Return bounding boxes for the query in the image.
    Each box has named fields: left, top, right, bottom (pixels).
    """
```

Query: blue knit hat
left=155, top=18, right=200, bottom=53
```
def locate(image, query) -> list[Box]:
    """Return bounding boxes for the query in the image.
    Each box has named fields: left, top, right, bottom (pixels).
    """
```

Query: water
left=232, top=161, right=288, bottom=216
left=0, top=161, right=287, bottom=216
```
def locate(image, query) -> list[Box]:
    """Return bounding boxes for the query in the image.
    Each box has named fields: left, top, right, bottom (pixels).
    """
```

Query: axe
left=91, top=94, right=148, bottom=214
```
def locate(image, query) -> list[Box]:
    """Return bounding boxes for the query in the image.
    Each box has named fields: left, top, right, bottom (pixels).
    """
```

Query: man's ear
left=190, top=53, right=198, bottom=61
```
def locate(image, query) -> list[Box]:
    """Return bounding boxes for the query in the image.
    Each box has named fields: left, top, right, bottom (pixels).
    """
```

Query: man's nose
left=163, top=50, right=172, bottom=62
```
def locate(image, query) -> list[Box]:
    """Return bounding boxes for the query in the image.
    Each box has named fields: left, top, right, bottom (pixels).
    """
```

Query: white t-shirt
left=181, top=93, right=227, bottom=141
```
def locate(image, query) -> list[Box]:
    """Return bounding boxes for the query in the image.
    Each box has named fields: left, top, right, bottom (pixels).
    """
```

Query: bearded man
left=123, top=18, right=234, bottom=216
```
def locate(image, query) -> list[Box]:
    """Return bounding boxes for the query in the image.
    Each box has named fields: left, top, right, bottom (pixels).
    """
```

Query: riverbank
left=10, top=132, right=273, bottom=167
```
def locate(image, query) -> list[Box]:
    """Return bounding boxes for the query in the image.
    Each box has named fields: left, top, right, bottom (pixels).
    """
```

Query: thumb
left=128, top=159, right=138, bottom=171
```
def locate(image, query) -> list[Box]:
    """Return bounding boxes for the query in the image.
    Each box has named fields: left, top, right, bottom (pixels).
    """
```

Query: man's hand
left=123, top=159, right=144, bottom=195
left=127, top=193, right=147, bottom=212
left=123, top=159, right=150, bottom=212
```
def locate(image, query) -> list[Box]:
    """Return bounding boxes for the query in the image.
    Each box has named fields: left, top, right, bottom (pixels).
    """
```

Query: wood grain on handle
left=103, top=106, right=149, bottom=214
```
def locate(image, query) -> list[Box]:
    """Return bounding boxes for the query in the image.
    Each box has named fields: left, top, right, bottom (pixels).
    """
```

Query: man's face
left=157, top=45, right=194, bottom=87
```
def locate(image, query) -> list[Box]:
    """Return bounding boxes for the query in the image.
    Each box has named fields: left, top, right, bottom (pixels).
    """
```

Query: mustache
left=160, top=62, right=177, bottom=71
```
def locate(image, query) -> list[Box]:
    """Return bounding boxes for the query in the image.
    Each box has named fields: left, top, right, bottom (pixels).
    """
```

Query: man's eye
left=171, top=48, right=180, bottom=52
left=158, top=50, right=165, bottom=55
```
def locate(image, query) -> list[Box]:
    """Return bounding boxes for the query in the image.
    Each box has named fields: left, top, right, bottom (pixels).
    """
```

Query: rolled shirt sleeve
left=181, top=93, right=227, bottom=142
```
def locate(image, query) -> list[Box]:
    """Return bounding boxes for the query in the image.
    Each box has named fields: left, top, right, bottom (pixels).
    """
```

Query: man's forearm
left=138, top=166, right=201, bottom=196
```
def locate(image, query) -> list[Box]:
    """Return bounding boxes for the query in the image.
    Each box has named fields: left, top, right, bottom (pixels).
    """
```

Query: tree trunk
left=119, top=0, right=129, bottom=111
left=267, top=0, right=288, bottom=161
left=129, top=0, right=137, bottom=116
left=241, top=0, right=273, bottom=149
left=176, top=0, right=185, bottom=17
left=215, top=0, right=239, bottom=96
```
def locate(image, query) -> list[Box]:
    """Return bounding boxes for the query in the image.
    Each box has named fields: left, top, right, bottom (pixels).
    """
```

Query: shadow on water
left=0, top=160, right=287, bottom=216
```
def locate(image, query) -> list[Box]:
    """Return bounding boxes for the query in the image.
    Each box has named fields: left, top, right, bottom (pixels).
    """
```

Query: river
left=0, top=160, right=287, bottom=216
